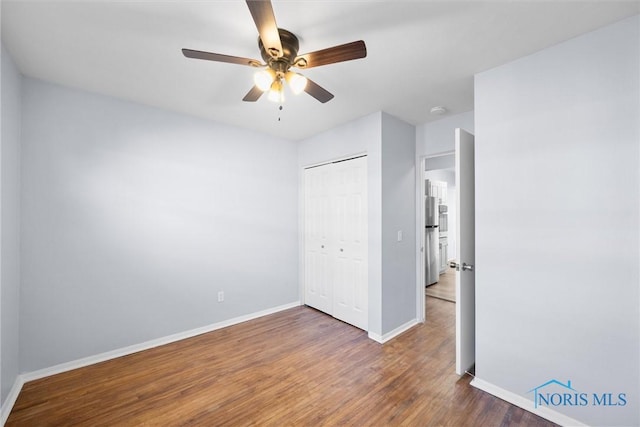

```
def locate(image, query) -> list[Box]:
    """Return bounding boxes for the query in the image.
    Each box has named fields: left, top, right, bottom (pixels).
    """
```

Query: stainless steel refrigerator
left=425, top=196, right=440, bottom=286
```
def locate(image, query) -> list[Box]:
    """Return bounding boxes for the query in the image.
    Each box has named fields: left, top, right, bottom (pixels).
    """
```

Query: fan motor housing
left=259, top=28, right=299, bottom=72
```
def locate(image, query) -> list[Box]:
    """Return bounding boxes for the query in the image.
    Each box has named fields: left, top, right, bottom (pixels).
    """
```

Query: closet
left=303, top=156, right=368, bottom=330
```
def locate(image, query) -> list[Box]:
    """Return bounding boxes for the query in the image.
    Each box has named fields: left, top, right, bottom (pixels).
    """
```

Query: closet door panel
left=332, top=157, right=368, bottom=330
left=304, top=165, right=332, bottom=314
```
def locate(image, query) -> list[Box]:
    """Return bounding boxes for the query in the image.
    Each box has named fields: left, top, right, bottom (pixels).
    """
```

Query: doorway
left=417, top=128, right=476, bottom=377
left=424, top=153, right=457, bottom=303
left=417, top=150, right=455, bottom=320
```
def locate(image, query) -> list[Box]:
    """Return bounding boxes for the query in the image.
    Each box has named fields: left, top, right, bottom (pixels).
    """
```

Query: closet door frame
left=301, top=153, right=368, bottom=331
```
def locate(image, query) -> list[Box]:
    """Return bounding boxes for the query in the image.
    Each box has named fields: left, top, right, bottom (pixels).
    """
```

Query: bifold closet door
left=304, top=164, right=333, bottom=314
left=331, top=157, right=368, bottom=330
left=304, top=156, right=368, bottom=331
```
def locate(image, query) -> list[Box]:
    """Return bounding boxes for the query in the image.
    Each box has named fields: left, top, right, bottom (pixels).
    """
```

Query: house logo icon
left=528, top=379, right=627, bottom=408
left=527, top=379, right=578, bottom=408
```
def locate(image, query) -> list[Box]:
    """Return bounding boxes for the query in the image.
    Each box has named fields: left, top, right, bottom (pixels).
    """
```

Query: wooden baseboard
left=470, top=377, right=587, bottom=426
left=368, top=319, right=418, bottom=344
left=22, top=301, right=301, bottom=383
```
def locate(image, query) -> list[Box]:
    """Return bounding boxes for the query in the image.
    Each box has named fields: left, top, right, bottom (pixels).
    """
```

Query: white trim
left=424, top=149, right=456, bottom=160
left=1, top=375, right=24, bottom=426
left=298, top=164, right=307, bottom=307
left=21, top=301, right=301, bottom=383
left=368, top=318, right=418, bottom=344
left=471, top=377, right=587, bottom=427
left=301, top=152, right=368, bottom=171
left=416, top=156, right=426, bottom=323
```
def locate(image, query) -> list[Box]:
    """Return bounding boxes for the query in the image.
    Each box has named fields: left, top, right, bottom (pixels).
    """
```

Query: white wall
left=298, top=112, right=384, bottom=335
left=0, top=44, right=22, bottom=405
left=380, top=113, right=416, bottom=333
left=424, top=154, right=454, bottom=171
left=416, top=111, right=474, bottom=157
left=474, top=15, right=639, bottom=427
left=19, top=78, right=299, bottom=372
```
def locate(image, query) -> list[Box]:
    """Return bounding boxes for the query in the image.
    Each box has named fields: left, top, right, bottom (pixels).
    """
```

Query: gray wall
left=298, top=112, right=384, bottom=335
left=19, top=78, right=299, bottom=372
left=380, top=113, right=416, bottom=333
left=1, top=44, right=22, bottom=405
left=475, top=15, right=639, bottom=426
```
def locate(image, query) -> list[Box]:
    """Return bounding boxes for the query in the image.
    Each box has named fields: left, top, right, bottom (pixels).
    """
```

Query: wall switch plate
left=217, top=291, right=224, bottom=302
left=397, top=230, right=403, bottom=242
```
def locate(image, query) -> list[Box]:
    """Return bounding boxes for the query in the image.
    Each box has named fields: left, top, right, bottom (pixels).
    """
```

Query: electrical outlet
left=217, top=291, right=224, bottom=303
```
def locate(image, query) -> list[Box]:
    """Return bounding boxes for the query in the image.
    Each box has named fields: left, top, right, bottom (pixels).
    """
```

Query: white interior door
left=332, top=157, right=368, bottom=330
left=304, top=164, right=332, bottom=314
left=455, top=128, right=476, bottom=376
left=304, top=156, right=368, bottom=331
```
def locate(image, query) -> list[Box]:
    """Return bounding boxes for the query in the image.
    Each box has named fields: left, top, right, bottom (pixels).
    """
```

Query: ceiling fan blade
left=182, top=49, right=263, bottom=67
left=294, top=40, right=367, bottom=69
left=304, top=78, right=334, bottom=103
left=243, top=85, right=264, bottom=102
left=246, top=0, right=283, bottom=58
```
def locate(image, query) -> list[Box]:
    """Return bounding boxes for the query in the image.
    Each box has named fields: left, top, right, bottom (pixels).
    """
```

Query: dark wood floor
left=8, top=297, right=556, bottom=426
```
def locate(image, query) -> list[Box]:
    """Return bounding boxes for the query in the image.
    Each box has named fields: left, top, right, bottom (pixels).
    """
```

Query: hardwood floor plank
left=7, top=298, right=557, bottom=426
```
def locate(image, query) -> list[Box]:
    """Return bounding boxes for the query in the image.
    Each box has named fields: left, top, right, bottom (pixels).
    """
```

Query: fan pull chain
left=278, top=105, right=283, bottom=122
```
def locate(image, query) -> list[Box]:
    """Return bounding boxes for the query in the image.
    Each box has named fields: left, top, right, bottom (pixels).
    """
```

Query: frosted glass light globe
left=254, top=69, right=275, bottom=91
left=286, top=72, right=307, bottom=95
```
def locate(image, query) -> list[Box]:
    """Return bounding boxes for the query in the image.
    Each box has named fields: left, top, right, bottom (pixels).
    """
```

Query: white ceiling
left=2, top=1, right=639, bottom=141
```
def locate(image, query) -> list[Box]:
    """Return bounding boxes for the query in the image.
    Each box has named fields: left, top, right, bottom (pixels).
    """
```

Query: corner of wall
left=0, top=41, right=23, bottom=409
left=379, top=112, right=418, bottom=335
left=0, top=375, right=24, bottom=425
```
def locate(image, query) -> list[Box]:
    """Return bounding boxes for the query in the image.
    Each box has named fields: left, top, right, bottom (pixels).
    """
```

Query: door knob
left=462, top=263, right=474, bottom=272
left=449, top=261, right=459, bottom=271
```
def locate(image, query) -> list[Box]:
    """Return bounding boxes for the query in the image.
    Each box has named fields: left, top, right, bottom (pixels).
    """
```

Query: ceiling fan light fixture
left=268, top=78, right=285, bottom=103
left=286, top=71, right=307, bottom=95
left=254, top=68, right=275, bottom=92
left=182, top=1, right=367, bottom=104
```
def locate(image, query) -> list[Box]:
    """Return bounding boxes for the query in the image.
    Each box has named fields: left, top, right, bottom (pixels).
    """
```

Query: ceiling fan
left=182, top=0, right=367, bottom=104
